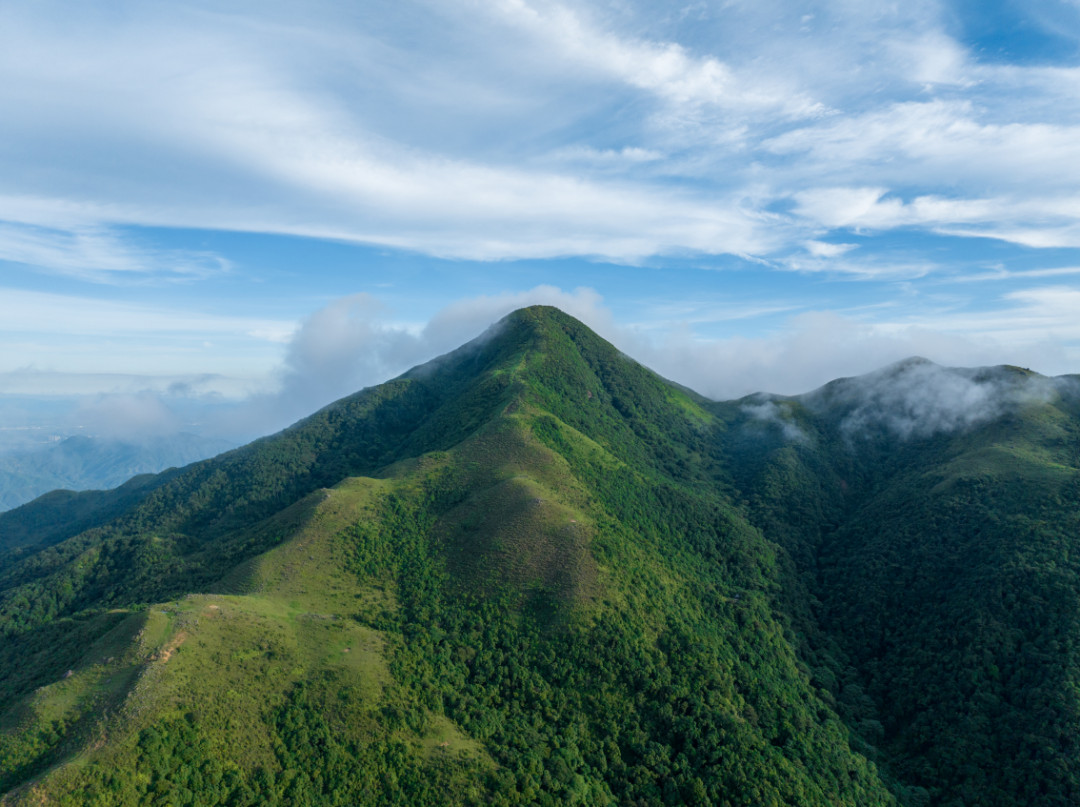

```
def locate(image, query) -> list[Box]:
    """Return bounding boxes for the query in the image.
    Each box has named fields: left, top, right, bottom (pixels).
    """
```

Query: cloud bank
left=3, top=284, right=1078, bottom=446
left=216, top=286, right=1080, bottom=440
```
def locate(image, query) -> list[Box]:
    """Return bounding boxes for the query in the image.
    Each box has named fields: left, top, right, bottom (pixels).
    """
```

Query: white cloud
left=978, top=286, right=1080, bottom=338
left=791, top=188, right=899, bottom=230
left=626, top=309, right=1076, bottom=401
left=480, top=0, right=825, bottom=118
left=0, top=221, right=229, bottom=282
left=937, top=222, right=1080, bottom=249
left=951, top=265, right=1080, bottom=283
left=70, top=392, right=181, bottom=439
left=884, top=30, right=972, bottom=87
left=0, top=288, right=294, bottom=342
left=257, top=287, right=1080, bottom=426
left=808, top=358, right=1059, bottom=441
left=546, top=145, right=665, bottom=164
left=0, top=368, right=255, bottom=399
left=217, top=123, right=779, bottom=259
left=1, top=0, right=1079, bottom=268
left=0, top=288, right=293, bottom=393
left=768, top=100, right=1080, bottom=195
left=5, top=286, right=1079, bottom=444
left=788, top=185, right=1080, bottom=249
left=263, top=285, right=614, bottom=427
left=804, top=240, right=858, bottom=258
left=0, top=2, right=792, bottom=264
left=741, top=399, right=808, bottom=443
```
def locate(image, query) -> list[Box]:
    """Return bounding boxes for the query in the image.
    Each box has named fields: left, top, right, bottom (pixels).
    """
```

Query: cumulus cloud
left=226, top=286, right=614, bottom=436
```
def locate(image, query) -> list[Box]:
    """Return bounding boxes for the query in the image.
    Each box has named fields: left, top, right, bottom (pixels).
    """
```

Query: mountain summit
left=1, top=306, right=1079, bottom=806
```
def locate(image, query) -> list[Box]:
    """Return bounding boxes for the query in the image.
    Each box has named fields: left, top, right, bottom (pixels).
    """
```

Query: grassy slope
left=3, top=472, right=492, bottom=805
left=0, top=307, right=895, bottom=806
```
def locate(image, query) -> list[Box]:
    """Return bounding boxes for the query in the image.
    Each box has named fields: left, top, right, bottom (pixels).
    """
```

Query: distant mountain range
left=1, top=306, right=1078, bottom=806
left=0, top=433, right=235, bottom=511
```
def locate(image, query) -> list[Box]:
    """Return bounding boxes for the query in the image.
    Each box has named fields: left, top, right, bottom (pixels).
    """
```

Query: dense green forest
left=0, top=306, right=1077, bottom=806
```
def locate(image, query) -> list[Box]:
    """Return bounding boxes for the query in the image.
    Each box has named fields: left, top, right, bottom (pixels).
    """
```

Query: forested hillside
left=716, top=359, right=1080, bottom=807
left=1, top=306, right=1077, bottom=806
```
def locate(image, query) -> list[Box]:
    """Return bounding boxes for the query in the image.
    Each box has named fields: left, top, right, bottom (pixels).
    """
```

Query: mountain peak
left=401, top=305, right=594, bottom=382
left=504, top=303, right=575, bottom=322
left=488, top=305, right=602, bottom=358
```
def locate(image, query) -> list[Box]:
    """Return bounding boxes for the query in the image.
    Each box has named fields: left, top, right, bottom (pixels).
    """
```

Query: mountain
left=0, top=433, right=236, bottom=512
left=0, top=306, right=1078, bottom=806
left=718, top=360, right=1080, bottom=806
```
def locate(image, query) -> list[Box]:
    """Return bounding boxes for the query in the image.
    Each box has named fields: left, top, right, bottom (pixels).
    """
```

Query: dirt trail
left=153, top=631, right=188, bottom=663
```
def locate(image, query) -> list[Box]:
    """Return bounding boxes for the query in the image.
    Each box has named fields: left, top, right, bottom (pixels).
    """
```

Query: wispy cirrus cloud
left=479, top=0, right=827, bottom=119
left=767, top=100, right=1080, bottom=192
left=2, top=0, right=1080, bottom=272
left=1, top=0, right=1080, bottom=418
left=790, top=187, right=1080, bottom=249
left=0, top=288, right=293, bottom=342
left=0, top=1, right=791, bottom=263
left=0, top=221, right=229, bottom=282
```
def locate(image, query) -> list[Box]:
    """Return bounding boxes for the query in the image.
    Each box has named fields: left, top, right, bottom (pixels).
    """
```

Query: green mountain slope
left=0, top=472, right=173, bottom=558
left=718, top=360, right=1080, bottom=807
left=0, top=307, right=894, bottom=806
left=1, top=307, right=1078, bottom=806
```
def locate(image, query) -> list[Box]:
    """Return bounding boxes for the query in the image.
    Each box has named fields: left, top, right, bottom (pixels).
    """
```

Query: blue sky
left=2, top=0, right=1080, bottom=444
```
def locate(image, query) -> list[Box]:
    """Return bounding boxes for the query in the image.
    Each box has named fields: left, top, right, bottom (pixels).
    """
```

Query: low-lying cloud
left=216, top=286, right=616, bottom=439
left=805, top=358, right=1060, bottom=440
left=741, top=399, right=809, bottom=443
left=5, top=286, right=1078, bottom=447
left=70, top=392, right=181, bottom=440
left=248, top=287, right=1077, bottom=444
